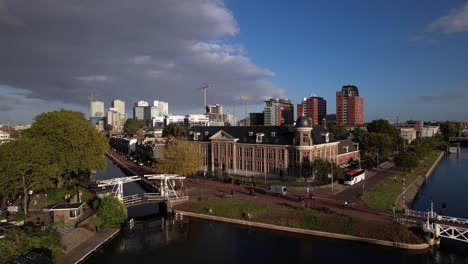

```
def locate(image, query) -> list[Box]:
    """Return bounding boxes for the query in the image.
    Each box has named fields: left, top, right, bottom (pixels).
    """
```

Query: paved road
left=108, top=150, right=397, bottom=222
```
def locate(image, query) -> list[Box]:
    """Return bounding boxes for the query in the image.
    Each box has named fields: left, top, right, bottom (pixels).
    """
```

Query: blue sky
left=225, top=0, right=468, bottom=122
left=1, top=0, right=468, bottom=124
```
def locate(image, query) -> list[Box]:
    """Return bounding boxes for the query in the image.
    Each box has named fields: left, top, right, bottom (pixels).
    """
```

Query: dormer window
left=249, top=131, right=254, bottom=137
left=256, top=133, right=265, bottom=143
left=189, top=131, right=193, bottom=135
left=194, top=132, right=201, bottom=140
left=343, top=146, right=349, bottom=153
left=321, top=132, right=330, bottom=143
left=205, top=131, right=209, bottom=136
left=271, top=132, right=276, bottom=137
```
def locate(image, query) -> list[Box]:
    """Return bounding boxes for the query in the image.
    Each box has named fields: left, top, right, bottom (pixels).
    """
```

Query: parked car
left=7, top=205, right=19, bottom=214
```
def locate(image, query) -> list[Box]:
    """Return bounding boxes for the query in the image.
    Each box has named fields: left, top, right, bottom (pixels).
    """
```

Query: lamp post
left=45, top=193, right=48, bottom=207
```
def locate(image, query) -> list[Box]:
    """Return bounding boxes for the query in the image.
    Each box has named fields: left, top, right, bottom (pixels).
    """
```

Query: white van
left=266, top=185, right=287, bottom=196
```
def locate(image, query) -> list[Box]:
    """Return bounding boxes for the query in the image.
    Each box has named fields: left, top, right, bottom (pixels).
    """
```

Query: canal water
left=86, top=151, right=468, bottom=264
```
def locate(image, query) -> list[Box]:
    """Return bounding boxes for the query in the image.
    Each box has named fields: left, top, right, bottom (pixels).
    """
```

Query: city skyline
left=1, top=1, right=468, bottom=124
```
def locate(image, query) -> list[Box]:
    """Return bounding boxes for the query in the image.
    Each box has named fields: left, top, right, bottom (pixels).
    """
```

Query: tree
left=21, top=110, right=108, bottom=188
left=312, top=158, right=343, bottom=181
left=162, top=123, right=188, bottom=138
left=123, top=119, right=144, bottom=135
left=0, top=139, right=57, bottom=216
left=394, top=151, right=418, bottom=174
left=439, top=121, right=462, bottom=141
left=93, top=196, right=127, bottom=228
left=328, top=125, right=348, bottom=140
left=104, top=123, right=113, bottom=132
left=154, top=140, right=201, bottom=176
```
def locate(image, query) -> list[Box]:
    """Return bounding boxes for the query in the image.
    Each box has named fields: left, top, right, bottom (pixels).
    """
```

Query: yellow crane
left=196, top=83, right=210, bottom=114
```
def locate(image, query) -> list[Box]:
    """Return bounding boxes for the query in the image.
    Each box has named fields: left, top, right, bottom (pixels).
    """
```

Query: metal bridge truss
left=438, top=224, right=468, bottom=243
left=97, top=176, right=141, bottom=202
left=404, top=209, right=468, bottom=244
left=96, top=174, right=189, bottom=206
left=144, top=174, right=189, bottom=203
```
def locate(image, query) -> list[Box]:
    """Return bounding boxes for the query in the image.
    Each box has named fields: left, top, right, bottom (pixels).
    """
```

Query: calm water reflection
left=86, top=151, right=468, bottom=263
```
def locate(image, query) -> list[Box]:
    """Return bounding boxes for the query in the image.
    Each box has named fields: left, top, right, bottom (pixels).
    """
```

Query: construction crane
left=196, top=83, right=210, bottom=114
left=240, top=96, right=249, bottom=126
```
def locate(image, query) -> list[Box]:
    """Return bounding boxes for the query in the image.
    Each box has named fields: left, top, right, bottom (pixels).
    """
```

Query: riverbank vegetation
left=361, top=137, right=443, bottom=211
left=176, top=199, right=424, bottom=244
left=0, top=227, right=61, bottom=263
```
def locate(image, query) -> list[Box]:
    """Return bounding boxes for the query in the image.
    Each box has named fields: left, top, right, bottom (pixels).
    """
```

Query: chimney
left=322, top=118, right=327, bottom=129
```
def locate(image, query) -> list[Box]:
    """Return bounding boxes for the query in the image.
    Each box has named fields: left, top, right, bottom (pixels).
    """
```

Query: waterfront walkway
left=56, top=227, right=119, bottom=264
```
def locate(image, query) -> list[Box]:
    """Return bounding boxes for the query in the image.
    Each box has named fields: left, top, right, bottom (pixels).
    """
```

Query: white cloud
left=0, top=0, right=284, bottom=121
left=427, top=3, right=468, bottom=33
left=75, top=75, right=114, bottom=83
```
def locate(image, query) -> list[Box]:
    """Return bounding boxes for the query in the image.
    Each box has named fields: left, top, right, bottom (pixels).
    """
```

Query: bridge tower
left=97, top=176, right=141, bottom=201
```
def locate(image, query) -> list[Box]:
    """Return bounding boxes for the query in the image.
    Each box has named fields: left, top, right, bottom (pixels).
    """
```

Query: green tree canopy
left=312, top=158, right=343, bottom=181
left=154, top=140, right=200, bottom=176
left=93, top=196, right=127, bottom=228
left=123, top=119, right=145, bottom=135
left=328, top=125, right=348, bottom=140
left=21, top=110, right=108, bottom=187
left=162, top=123, right=188, bottom=138
left=0, top=139, right=57, bottom=215
left=394, top=151, right=418, bottom=173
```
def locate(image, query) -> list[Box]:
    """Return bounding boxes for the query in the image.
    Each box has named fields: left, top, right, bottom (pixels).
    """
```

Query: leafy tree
left=0, top=139, right=57, bottom=215
left=104, top=123, right=113, bottom=132
left=366, top=119, right=397, bottom=134
left=123, top=119, right=144, bottom=135
left=328, top=124, right=348, bottom=140
left=93, top=196, right=127, bottom=228
left=154, top=140, right=201, bottom=176
left=439, top=121, right=463, bottom=141
left=162, top=123, right=188, bottom=138
left=22, top=110, right=108, bottom=188
left=312, top=158, right=343, bottom=181
left=0, top=227, right=61, bottom=263
left=394, top=151, right=418, bottom=174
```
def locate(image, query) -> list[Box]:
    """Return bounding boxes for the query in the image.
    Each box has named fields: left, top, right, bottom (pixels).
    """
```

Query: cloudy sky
left=1, top=0, right=468, bottom=124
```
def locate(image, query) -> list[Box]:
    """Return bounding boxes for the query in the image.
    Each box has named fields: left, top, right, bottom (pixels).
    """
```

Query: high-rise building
left=297, top=95, right=326, bottom=126
left=264, top=98, right=294, bottom=126
left=336, top=85, right=364, bottom=126
left=108, top=99, right=126, bottom=131
left=90, top=101, right=105, bottom=118
left=112, top=99, right=126, bottom=117
left=154, top=100, right=169, bottom=116
left=135, top=101, right=149, bottom=107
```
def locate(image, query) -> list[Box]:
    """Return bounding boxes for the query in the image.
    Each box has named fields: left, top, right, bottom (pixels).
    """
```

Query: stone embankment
left=395, top=152, right=444, bottom=211
left=175, top=210, right=429, bottom=250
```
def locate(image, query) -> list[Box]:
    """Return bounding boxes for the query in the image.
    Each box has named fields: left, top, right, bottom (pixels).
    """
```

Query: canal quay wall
left=175, top=211, right=429, bottom=250
left=395, top=152, right=444, bottom=211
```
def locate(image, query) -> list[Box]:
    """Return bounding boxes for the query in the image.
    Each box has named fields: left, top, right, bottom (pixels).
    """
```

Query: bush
left=15, top=211, right=25, bottom=222
left=93, top=196, right=127, bottom=228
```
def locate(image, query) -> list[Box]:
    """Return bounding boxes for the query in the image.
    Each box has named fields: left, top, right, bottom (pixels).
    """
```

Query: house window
left=194, top=132, right=200, bottom=140
left=249, top=131, right=254, bottom=137
left=271, top=132, right=276, bottom=137
left=69, top=209, right=81, bottom=219
left=256, top=133, right=265, bottom=143
left=205, top=131, right=209, bottom=136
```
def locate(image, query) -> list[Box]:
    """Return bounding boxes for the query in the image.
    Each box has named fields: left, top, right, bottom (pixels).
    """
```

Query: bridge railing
left=405, top=209, right=435, bottom=219
left=438, top=224, right=468, bottom=243
left=144, top=193, right=164, bottom=201
left=397, top=218, right=424, bottom=228
left=437, top=215, right=468, bottom=225
left=123, top=194, right=143, bottom=205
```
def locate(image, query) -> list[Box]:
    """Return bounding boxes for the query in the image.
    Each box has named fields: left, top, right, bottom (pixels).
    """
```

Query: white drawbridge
left=96, top=175, right=189, bottom=207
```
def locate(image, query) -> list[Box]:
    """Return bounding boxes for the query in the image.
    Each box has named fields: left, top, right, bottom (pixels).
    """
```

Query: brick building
left=336, top=85, right=364, bottom=126
left=297, top=95, right=327, bottom=126
left=188, top=117, right=359, bottom=178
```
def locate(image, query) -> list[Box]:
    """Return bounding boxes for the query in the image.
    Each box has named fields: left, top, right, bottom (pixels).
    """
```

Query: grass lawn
left=176, top=198, right=424, bottom=244
left=361, top=150, right=441, bottom=211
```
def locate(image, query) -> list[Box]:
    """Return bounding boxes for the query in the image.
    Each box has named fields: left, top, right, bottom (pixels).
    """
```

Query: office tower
left=336, top=85, right=364, bottom=126
left=90, top=101, right=105, bottom=117
left=297, top=95, right=326, bottom=126
left=264, top=98, right=294, bottom=126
